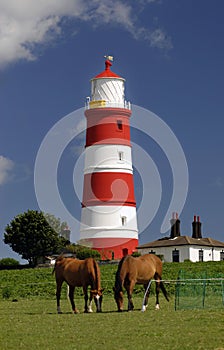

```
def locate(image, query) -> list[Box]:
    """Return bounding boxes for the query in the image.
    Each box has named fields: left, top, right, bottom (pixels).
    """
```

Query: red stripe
left=82, top=172, right=136, bottom=207
left=79, top=238, right=138, bottom=260
left=85, top=108, right=131, bottom=146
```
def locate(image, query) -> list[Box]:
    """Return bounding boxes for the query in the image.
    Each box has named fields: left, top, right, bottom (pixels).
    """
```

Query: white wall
left=138, top=245, right=223, bottom=262
left=189, top=246, right=223, bottom=262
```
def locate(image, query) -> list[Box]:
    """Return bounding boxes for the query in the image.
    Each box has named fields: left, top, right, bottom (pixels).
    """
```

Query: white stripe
left=83, top=145, right=133, bottom=175
left=79, top=228, right=138, bottom=240
left=80, top=205, right=138, bottom=238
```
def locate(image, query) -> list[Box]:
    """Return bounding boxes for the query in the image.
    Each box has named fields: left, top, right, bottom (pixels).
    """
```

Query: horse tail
left=154, top=272, right=169, bottom=301
left=160, top=281, right=169, bottom=301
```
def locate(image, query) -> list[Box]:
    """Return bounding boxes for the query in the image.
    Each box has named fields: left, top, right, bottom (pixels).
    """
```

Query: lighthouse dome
left=87, top=59, right=130, bottom=109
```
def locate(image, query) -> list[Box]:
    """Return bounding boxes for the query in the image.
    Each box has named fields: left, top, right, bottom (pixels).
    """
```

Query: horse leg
left=88, top=299, right=93, bottom=313
left=125, top=280, right=135, bottom=311
left=83, top=286, right=89, bottom=313
left=56, top=280, right=63, bottom=314
left=68, top=285, right=79, bottom=314
left=155, top=273, right=161, bottom=310
left=88, top=289, right=94, bottom=313
left=142, top=282, right=151, bottom=312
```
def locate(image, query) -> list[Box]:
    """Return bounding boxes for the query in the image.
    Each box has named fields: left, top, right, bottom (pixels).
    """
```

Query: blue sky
left=1, top=0, right=224, bottom=262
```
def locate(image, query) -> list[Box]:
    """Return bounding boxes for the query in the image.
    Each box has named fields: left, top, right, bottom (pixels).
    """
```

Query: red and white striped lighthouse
left=80, top=57, right=138, bottom=259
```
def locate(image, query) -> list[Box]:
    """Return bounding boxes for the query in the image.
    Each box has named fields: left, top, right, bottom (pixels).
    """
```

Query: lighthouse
left=80, top=57, right=138, bottom=259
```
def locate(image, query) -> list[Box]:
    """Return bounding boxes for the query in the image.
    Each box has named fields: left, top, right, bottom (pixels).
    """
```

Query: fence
left=175, top=269, right=224, bottom=310
left=1, top=266, right=224, bottom=311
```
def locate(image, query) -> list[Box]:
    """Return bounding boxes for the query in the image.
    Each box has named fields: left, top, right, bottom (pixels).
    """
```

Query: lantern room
left=85, top=58, right=130, bottom=110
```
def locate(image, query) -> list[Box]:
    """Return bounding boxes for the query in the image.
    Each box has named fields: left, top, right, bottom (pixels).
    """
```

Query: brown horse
left=113, top=254, right=169, bottom=312
left=53, top=256, right=103, bottom=314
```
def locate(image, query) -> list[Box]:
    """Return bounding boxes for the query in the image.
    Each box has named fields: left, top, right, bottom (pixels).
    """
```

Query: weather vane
left=104, top=55, right=113, bottom=61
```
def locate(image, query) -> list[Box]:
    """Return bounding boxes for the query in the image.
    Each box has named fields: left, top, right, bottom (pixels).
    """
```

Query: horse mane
left=115, top=256, right=128, bottom=291
left=92, top=258, right=101, bottom=290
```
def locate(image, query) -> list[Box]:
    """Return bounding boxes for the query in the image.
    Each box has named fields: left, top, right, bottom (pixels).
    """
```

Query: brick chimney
left=170, top=212, right=181, bottom=238
left=192, top=215, right=202, bottom=238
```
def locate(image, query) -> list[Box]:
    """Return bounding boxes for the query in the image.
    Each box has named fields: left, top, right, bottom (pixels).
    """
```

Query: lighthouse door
left=122, top=248, right=128, bottom=257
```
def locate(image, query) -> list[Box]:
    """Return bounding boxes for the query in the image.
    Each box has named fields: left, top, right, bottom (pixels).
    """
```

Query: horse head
left=113, top=285, right=124, bottom=312
left=90, top=288, right=104, bottom=312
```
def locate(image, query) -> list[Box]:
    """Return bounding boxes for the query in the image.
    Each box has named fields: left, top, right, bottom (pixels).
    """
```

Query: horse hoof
left=155, top=304, right=160, bottom=310
left=141, top=305, right=146, bottom=312
left=73, top=309, right=80, bottom=314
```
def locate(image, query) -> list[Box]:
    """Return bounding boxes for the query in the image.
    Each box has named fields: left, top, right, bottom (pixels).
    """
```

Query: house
left=137, top=213, right=224, bottom=263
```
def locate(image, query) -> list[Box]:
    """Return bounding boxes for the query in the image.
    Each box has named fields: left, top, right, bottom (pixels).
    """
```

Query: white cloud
left=0, top=155, right=32, bottom=185
left=0, top=155, right=14, bottom=185
left=0, top=0, right=172, bottom=68
left=148, top=28, right=173, bottom=50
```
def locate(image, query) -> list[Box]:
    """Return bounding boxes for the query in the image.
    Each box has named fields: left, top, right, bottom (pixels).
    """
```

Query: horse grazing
left=113, top=254, right=169, bottom=312
left=53, top=256, right=103, bottom=314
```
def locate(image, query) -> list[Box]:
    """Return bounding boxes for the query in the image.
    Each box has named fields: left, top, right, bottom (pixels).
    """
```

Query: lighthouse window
left=118, top=151, right=124, bottom=161
left=117, top=120, right=123, bottom=130
left=121, top=216, right=127, bottom=226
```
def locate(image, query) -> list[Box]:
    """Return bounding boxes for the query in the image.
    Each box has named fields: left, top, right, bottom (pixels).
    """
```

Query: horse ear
left=100, top=288, right=105, bottom=292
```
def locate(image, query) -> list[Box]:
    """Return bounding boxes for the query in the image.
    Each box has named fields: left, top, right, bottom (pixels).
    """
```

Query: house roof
left=137, top=235, right=224, bottom=249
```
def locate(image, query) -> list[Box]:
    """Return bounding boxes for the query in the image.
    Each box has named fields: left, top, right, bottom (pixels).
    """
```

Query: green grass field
left=0, top=261, right=224, bottom=349
left=0, top=297, right=224, bottom=350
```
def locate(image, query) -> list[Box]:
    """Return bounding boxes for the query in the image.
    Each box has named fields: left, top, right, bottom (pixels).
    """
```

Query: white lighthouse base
left=80, top=205, right=138, bottom=259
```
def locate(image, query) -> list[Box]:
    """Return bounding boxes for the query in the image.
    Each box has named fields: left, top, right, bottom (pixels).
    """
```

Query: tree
left=4, top=210, right=68, bottom=266
left=44, top=213, right=71, bottom=241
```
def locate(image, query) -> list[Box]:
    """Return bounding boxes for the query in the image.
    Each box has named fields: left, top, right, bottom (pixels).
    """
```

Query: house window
left=199, top=249, right=203, bottom=262
left=121, top=216, right=127, bottom=226
left=172, top=249, right=179, bottom=262
left=220, top=251, right=224, bottom=261
left=117, top=120, right=123, bottom=130
left=118, top=151, right=124, bottom=161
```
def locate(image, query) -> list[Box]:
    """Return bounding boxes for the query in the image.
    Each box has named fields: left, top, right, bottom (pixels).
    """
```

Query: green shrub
left=0, top=260, right=223, bottom=300
left=2, top=286, right=12, bottom=299
left=0, top=258, right=19, bottom=266
left=65, top=243, right=101, bottom=260
left=131, top=251, right=141, bottom=257
left=76, top=248, right=101, bottom=260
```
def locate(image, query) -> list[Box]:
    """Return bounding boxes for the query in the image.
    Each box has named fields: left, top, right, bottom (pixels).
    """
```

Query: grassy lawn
left=0, top=297, right=223, bottom=350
